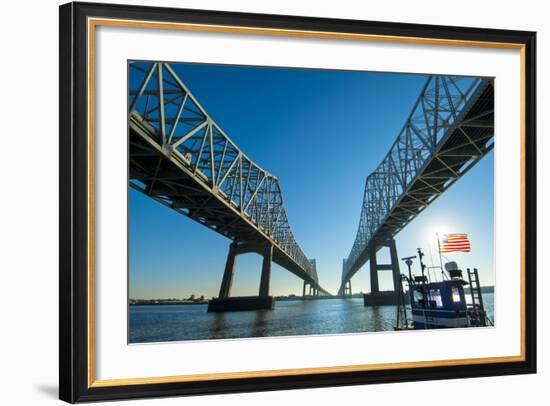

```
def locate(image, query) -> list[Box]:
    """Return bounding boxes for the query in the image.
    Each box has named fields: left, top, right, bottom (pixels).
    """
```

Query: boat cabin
left=409, top=278, right=470, bottom=329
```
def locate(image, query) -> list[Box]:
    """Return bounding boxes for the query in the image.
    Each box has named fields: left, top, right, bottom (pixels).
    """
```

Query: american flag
left=439, top=233, right=471, bottom=253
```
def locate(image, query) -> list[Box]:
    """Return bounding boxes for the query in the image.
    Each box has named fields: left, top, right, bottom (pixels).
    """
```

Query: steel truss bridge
left=129, top=62, right=330, bottom=301
left=339, top=75, right=494, bottom=296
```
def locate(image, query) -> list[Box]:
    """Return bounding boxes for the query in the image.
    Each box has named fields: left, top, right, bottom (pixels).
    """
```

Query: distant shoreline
left=130, top=301, right=208, bottom=306
left=465, top=285, right=495, bottom=294
left=130, top=286, right=494, bottom=306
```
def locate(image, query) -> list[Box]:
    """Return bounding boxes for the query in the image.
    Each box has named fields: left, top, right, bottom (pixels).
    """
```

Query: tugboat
left=395, top=248, right=492, bottom=330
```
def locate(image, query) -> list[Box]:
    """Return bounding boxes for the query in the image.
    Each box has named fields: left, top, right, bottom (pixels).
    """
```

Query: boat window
left=428, top=289, right=443, bottom=308
left=451, top=286, right=462, bottom=303
left=413, top=289, right=424, bottom=305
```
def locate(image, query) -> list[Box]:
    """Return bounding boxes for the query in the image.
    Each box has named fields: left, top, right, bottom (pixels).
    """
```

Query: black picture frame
left=60, top=1, right=537, bottom=403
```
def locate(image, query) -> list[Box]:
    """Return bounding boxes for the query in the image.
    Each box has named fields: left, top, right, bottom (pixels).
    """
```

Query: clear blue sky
left=129, top=62, right=494, bottom=299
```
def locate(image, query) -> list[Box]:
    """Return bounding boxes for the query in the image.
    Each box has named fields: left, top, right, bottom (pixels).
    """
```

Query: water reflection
left=370, top=306, right=384, bottom=332
left=129, top=294, right=495, bottom=343
left=251, top=310, right=269, bottom=336
left=209, top=313, right=228, bottom=339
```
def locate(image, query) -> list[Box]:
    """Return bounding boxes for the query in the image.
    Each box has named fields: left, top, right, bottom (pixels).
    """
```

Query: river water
left=129, top=293, right=494, bottom=343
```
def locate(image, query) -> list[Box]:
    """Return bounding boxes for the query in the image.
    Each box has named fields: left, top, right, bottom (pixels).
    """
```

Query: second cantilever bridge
left=339, top=75, right=494, bottom=302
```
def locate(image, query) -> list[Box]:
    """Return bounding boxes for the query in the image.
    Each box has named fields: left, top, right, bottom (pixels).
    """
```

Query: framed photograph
left=59, top=2, right=537, bottom=403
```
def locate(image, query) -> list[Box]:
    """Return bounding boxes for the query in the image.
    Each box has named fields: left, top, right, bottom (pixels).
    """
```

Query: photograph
left=56, top=2, right=537, bottom=402
left=128, top=60, right=495, bottom=343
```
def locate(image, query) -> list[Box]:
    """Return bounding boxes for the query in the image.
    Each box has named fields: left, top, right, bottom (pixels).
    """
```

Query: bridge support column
left=218, top=242, right=237, bottom=299
left=369, top=243, right=380, bottom=294
left=302, top=281, right=308, bottom=298
left=208, top=241, right=275, bottom=312
left=343, top=280, right=352, bottom=296
left=364, top=238, right=403, bottom=307
left=388, top=238, right=401, bottom=294
left=259, top=243, right=273, bottom=297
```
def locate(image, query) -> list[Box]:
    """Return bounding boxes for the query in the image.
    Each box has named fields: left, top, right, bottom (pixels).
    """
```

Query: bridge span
left=339, top=75, right=494, bottom=298
left=129, top=62, right=330, bottom=311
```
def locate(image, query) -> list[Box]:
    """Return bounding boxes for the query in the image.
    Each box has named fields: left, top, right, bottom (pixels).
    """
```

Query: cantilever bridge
left=339, top=75, right=494, bottom=298
left=129, top=62, right=330, bottom=309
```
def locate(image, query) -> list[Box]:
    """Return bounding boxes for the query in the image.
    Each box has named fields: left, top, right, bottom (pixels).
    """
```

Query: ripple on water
left=129, top=294, right=495, bottom=343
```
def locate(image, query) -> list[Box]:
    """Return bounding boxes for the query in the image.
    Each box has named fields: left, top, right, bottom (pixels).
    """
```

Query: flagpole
left=436, top=233, right=446, bottom=279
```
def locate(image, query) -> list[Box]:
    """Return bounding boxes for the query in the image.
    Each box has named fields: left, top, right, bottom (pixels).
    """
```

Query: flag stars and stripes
left=439, top=233, right=471, bottom=253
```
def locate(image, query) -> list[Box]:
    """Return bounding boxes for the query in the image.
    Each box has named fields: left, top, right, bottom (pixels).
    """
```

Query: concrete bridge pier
left=343, top=280, right=352, bottom=296
left=259, top=243, right=273, bottom=297
left=303, top=283, right=319, bottom=297
left=302, top=280, right=310, bottom=298
left=363, top=238, right=402, bottom=306
left=217, top=242, right=238, bottom=299
left=208, top=241, right=275, bottom=312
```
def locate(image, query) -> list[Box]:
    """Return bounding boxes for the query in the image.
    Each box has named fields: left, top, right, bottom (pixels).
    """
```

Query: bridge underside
left=130, top=120, right=329, bottom=295
left=340, top=81, right=494, bottom=294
